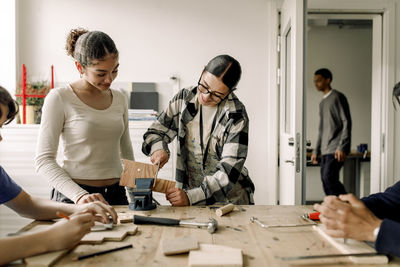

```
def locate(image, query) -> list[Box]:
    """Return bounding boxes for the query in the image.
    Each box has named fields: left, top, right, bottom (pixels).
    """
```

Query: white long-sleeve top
left=35, top=85, right=134, bottom=202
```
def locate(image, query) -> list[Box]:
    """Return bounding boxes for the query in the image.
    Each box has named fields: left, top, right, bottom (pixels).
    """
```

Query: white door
left=279, top=0, right=306, bottom=205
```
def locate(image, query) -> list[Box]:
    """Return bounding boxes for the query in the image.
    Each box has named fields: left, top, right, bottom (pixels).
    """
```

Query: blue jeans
left=321, top=154, right=347, bottom=196
left=51, top=182, right=128, bottom=205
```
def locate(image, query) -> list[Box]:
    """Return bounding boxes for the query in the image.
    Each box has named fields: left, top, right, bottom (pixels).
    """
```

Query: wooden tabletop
left=10, top=205, right=400, bottom=266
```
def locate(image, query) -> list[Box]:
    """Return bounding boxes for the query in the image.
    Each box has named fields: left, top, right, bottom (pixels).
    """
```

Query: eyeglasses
left=197, top=75, right=235, bottom=102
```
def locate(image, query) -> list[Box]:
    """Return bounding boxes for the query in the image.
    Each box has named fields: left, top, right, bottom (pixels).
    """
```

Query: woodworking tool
left=133, top=215, right=218, bottom=234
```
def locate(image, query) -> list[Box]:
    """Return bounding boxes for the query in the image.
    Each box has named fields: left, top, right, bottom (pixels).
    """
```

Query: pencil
left=72, top=244, right=133, bottom=261
left=56, top=211, right=70, bottom=220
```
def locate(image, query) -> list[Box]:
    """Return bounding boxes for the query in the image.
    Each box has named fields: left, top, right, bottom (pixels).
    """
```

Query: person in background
left=142, top=55, right=255, bottom=206
left=0, top=85, right=117, bottom=265
left=311, top=68, right=352, bottom=196
left=314, top=81, right=400, bottom=258
left=35, top=28, right=134, bottom=205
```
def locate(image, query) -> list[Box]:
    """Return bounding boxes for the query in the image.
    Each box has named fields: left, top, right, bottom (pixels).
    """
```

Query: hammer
left=133, top=215, right=218, bottom=234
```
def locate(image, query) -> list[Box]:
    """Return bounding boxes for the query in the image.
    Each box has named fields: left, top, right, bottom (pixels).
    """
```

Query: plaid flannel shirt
left=142, top=87, right=255, bottom=205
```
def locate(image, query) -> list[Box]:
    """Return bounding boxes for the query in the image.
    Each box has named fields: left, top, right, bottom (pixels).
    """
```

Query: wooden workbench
left=9, top=205, right=400, bottom=266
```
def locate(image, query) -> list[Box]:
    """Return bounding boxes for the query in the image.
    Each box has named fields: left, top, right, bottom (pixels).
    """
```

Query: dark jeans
left=51, top=182, right=128, bottom=205
left=321, top=154, right=347, bottom=196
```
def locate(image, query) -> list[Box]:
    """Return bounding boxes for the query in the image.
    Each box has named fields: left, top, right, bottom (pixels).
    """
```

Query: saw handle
left=133, top=215, right=180, bottom=226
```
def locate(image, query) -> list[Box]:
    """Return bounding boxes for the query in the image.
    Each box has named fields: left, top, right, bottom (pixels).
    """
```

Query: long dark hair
left=205, top=55, right=242, bottom=89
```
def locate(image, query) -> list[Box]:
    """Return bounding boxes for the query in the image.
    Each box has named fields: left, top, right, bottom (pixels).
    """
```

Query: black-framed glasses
left=197, top=75, right=236, bottom=102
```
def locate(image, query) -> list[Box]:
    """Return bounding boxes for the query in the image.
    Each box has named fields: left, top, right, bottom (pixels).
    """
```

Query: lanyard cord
left=199, top=105, right=219, bottom=172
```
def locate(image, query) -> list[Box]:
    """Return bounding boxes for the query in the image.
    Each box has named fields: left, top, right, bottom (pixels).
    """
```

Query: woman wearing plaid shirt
left=142, top=55, right=255, bottom=206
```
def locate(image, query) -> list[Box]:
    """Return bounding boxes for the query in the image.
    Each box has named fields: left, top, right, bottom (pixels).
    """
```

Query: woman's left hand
left=165, top=188, right=190, bottom=206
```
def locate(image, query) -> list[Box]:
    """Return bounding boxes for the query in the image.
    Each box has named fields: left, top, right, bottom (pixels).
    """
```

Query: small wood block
left=162, top=236, right=199, bottom=255
left=80, top=224, right=138, bottom=244
left=25, top=249, right=69, bottom=267
left=188, top=244, right=243, bottom=267
left=118, top=212, right=134, bottom=223
left=216, top=203, right=235, bottom=217
left=120, top=159, right=159, bottom=188
left=153, top=178, right=176, bottom=194
left=313, top=225, right=388, bottom=264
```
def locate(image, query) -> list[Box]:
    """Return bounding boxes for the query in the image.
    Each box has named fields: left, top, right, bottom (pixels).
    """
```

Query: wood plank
left=120, top=160, right=159, bottom=188
left=313, top=225, right=388, bottom=264
left=162, top=236, right=198, bottom=255
left=24, top=250, right=69, bottom=267
left=188, top=244, right=243, bottom=267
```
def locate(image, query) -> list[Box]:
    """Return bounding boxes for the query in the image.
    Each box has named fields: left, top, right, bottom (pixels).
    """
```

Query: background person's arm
left=337, top=93, right=352, bottom=155
left=312, top=103, right=323, bottom=164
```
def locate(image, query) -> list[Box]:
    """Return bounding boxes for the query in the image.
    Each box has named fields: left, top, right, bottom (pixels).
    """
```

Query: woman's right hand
left=76, top=193, right=109, bottom=205
left=150, top=150, right=169, bottom=168
left=44, top=213, right=95, bottom=251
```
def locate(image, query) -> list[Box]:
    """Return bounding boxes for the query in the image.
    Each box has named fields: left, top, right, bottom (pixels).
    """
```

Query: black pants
left=51, top=182, right=128, bottom=205
left=321, top=154, right=347, bottom=196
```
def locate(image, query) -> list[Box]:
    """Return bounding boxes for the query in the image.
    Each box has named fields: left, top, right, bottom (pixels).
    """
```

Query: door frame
left=267, top=0, right=396, bottom=204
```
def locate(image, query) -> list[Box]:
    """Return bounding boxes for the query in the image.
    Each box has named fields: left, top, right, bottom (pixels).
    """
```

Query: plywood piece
left=313, top=225, right=388, bottom=264
left=120, top=159, right=176, bottom=194
left=189, top=243, right=243, bottom=267
left=25, top=249, right=69, bottom=267
left=118, top=212, right=134, bottom=223
left=162, top=236, right=199, bottom=255
left=153, top=177, right=176, bottom=193
left=80, top=223, right=138, bottom=244
left=120, top=159, right=159, bottom=188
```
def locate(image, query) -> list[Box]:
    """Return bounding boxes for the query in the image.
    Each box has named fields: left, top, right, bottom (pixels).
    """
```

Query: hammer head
left=207, top=218, right=218, bottom=234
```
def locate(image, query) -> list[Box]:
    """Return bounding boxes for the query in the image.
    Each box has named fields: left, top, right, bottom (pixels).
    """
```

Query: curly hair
left=65, top=28, right=118, bottom=67
left=0, top=86, right=18, bottom=125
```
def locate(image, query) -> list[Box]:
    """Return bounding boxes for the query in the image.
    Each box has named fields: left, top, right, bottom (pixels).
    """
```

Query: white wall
left=0, top=0, right=16, bottom=93
left=306, top=25, right=372, bottom=153
left=16, top=0, right=271, bottom=203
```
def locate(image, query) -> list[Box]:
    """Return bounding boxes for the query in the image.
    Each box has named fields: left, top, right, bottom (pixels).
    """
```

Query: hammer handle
left=133, top=215, right=180, bottom=226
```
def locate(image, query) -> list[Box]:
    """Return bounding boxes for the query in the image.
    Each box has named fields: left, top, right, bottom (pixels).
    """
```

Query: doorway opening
left=305, top=14, right=380, bottom=204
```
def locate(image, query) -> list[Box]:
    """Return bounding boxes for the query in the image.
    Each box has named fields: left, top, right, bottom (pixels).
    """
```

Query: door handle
left=288, top=137, right=294, bottom=146
left=285, top=160, right=294, bottom=165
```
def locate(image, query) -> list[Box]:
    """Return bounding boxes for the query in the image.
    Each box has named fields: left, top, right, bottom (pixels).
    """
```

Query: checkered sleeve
left=186, top=115, right=249, bottom=204
left=142, top=90, right=185, bottom=156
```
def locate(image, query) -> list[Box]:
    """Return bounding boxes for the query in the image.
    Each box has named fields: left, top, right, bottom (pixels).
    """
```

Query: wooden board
left=25, top=223, right=138, bottom=245
left=120, top=159, right=159, bottom=188
left=25, top=249, right=69, bottom=267
left=152, top=178, right=176, bottom=194
left=81, top=223, right=138, bottom=244
left=118, top=212, right=135, bottom=223
left=162, top=236, right=199, bottom=255
left=188, top=244, right=243, bottom=267
left=313, top=225, right=388, bottom=264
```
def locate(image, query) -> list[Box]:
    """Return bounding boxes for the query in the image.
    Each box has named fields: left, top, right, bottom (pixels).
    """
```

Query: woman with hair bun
left=143, top=55, right=255, bottom=206
left=35, top=28, right=134, bottom=205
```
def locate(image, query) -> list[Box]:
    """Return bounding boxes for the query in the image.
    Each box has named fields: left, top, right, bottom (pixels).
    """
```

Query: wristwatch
left=373, top=226, right=380, bottom=240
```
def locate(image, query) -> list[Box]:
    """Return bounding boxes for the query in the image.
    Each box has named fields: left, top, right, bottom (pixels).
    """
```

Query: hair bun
left=65, top=28, right=89, bottom=57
